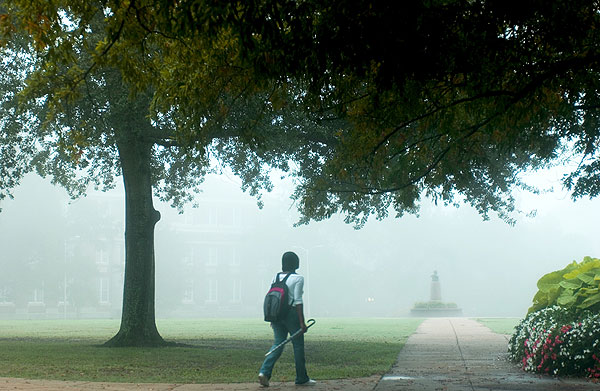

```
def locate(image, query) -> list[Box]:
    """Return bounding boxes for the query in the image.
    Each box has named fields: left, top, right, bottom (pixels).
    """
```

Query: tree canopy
left=3, top=0, right=599, bottom=227
left=151, top=0, right=600, bottom=226
left=2, top=0, right=600, bottom=346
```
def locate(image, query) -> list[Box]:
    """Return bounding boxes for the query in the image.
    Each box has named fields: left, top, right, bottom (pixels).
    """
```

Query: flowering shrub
left=509, top=306, right=600, bottom=377
left=510, top=257, right=600, bottom=377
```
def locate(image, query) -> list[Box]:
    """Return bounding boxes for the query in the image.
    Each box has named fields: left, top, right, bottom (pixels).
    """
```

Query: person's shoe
left=258, top=373, right=270, bottom=387
left=296, top=379, right=317, bottom=386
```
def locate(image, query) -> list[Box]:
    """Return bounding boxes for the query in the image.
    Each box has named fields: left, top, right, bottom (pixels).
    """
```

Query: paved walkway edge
left=374, top=317, right=599, bottom=391
left=0, top=375, right=380, bottom=390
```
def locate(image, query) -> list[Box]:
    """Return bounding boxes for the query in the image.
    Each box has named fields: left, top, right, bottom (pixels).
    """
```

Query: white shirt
left=272, top=272, right=304, bottom=306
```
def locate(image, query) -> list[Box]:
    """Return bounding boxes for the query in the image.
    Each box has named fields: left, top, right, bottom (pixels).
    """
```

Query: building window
left=182, top=279, right=194, bottom=304
left=221, top=207, right=234, bottom=226
left=0, top=286, right=12, bottom=303
left=96, top=249, right=109, bottom=265
left=232, top=280, right=242, bottom=303
left=32, top=288, right=44, bottom=303
left=183, top=246, right=195, bottom=267
left=99, top=278, right=109, bottom=304
left=230, top=248, right=240, bottom=267
left=207, top=279, right=218, bottom=302
left=232, top=208, right=241, bottom=226
left=207, top=247, right=218, bottom=266
left=209, top=208, right=218, bottom=225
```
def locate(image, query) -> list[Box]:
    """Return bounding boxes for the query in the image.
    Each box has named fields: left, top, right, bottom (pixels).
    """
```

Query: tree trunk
left=104, top=135, right=167, bottom=347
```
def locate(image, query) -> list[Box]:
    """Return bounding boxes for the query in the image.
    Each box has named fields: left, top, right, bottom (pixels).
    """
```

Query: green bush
left=509, top=256, right=600, bottom=378
left=529, top=256, right=600, bottom=314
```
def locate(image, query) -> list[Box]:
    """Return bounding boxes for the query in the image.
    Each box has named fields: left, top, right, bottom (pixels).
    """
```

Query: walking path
left=0, top=376, right=379, bottom=390
left=375, top=318, right=599, bottom=391
left=2, top=318, right=599, bottom=390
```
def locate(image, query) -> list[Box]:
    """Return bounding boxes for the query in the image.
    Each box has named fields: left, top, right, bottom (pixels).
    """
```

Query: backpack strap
left=276, top=272, right=294, bottom=283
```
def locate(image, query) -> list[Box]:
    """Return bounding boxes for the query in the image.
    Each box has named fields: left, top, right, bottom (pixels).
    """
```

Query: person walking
left=259, top=251, right=316, bottom=387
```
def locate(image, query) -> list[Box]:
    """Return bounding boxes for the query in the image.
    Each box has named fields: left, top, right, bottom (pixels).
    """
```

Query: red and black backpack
left=263, top=272, right=293, bottom=322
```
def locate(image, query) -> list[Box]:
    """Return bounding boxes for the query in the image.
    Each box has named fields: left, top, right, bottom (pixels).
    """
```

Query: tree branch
left=310, top=107, right=504, bottom=196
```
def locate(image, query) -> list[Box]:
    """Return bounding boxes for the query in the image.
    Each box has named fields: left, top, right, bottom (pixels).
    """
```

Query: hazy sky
left=1, top=164, right=598, bottom=319
left=262, top=164, right=600, bottom=317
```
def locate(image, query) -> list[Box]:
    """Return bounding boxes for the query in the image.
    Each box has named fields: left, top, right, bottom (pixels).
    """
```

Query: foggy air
left=0, top=168, right=598, bottom=320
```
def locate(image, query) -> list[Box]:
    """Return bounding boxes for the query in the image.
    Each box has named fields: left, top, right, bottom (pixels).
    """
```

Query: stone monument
left=410, top=271, right=462, bottom=316
left=430, top=270, right=442, bottom=301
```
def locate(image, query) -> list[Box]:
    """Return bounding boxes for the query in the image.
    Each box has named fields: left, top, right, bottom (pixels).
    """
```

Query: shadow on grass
left=0, top=337, right=401, bottom=383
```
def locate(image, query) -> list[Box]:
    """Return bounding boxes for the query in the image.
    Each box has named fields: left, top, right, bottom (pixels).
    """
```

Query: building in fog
left=0, top=185, right=125, bottom=319
left=0, top=176, right=279, bottom=319
left=155, top=189, right=271, bottom=318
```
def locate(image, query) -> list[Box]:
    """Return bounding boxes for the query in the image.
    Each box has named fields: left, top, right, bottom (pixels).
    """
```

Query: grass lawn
left=476, top=318, right=521, bottom=335
left=0, top=318, right=422, bottom=384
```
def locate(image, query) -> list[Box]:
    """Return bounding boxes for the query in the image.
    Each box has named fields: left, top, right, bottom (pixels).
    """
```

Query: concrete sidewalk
left=375, top=318, right=599, bottom=391
left=0, top=376, right=379, bottom=390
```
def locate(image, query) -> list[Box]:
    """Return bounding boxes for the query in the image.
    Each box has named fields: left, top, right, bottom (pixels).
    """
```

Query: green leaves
left=529, top=257, right=600, bottom=314
left=4, top=0, right=600, bottom=229
left=559, top=278, right=583, bottom=290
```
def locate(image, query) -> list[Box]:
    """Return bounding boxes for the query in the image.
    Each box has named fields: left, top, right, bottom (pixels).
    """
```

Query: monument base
left=410, top=307, right=463, bottom=317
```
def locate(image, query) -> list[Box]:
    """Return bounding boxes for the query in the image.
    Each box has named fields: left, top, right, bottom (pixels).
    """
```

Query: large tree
left=3, top=0, right=600, bottom=345
left=0, top=2, right=330, bottom=346
left=1, top=31, right=189, bottom=345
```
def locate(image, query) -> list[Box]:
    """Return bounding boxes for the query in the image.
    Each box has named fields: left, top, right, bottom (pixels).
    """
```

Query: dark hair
left=282, top=251, right=299, bottom=272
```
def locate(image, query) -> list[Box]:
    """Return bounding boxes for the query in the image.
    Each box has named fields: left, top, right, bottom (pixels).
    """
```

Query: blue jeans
left=259, top=307, right=309, bottom=384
